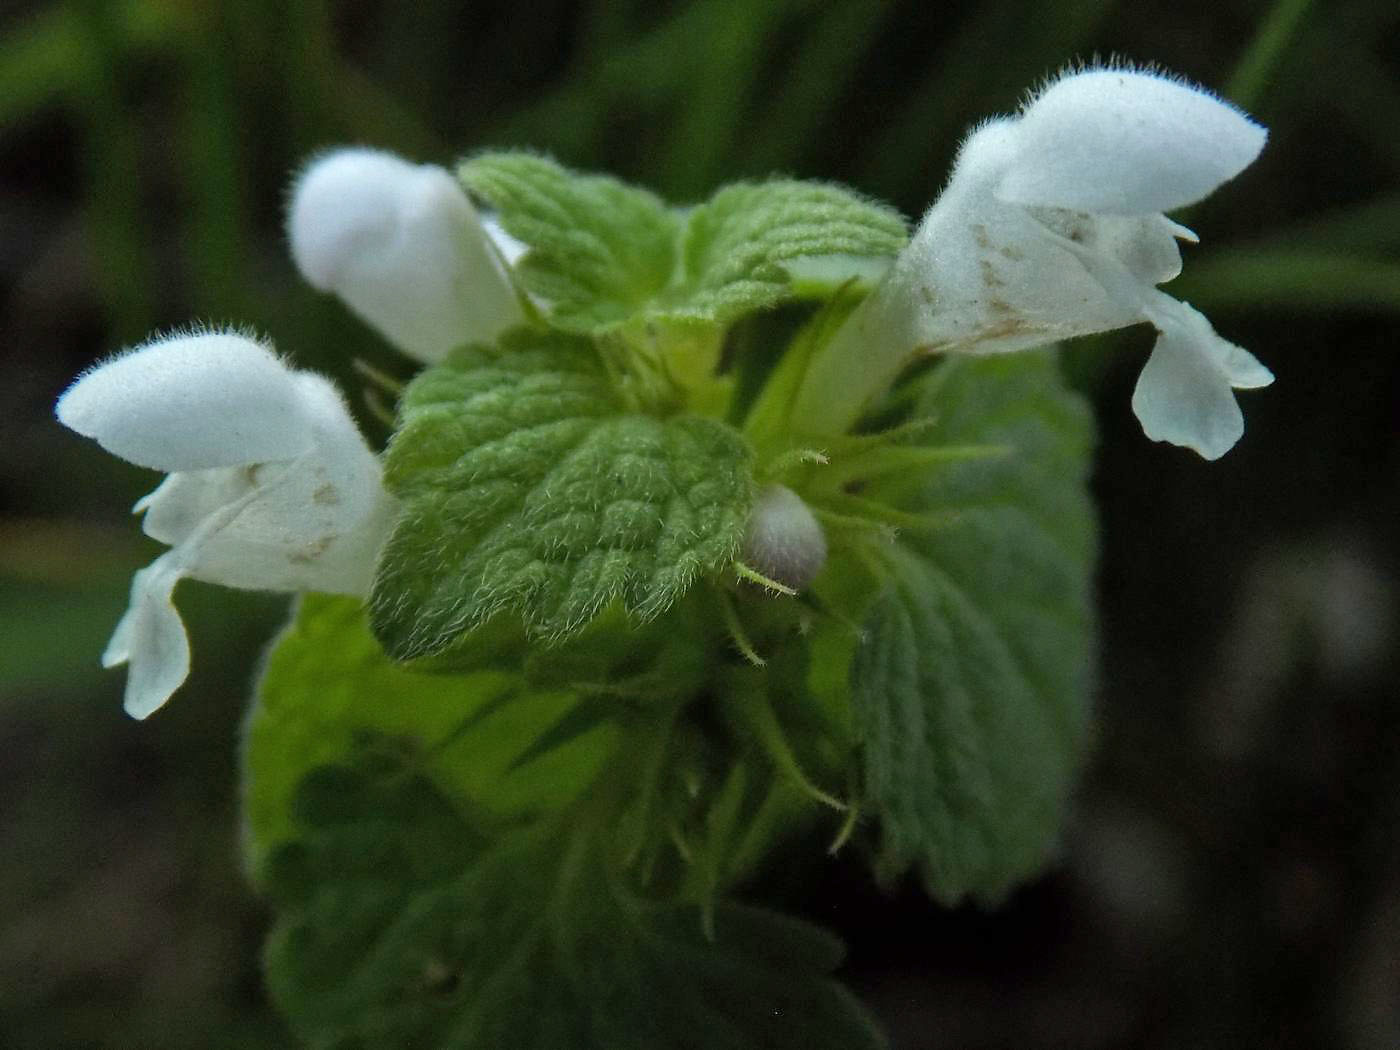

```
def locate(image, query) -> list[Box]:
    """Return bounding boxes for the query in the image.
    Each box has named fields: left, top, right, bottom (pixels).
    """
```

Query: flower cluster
left=56, top=66, right=1273, bottom=716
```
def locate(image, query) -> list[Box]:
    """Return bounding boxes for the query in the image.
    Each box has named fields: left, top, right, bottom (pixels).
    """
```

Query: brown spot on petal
left=979, top=318, right=1036, bottom=341
left=312, top=483, right=340, bottom=506
left=287, top=535, right=333, bottom=565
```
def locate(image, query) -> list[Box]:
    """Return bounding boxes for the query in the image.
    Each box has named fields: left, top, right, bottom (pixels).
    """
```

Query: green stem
left=720, top=684, right=845, bottom=814
left=787, top=279, right=921, bottom=438
left=828, top=797, right=861, bottom=855
left=621, top=702, right=683, bottom=865
left=732, top=561, right=798, bottom=597
left=718, top=590, right=766, bottom=667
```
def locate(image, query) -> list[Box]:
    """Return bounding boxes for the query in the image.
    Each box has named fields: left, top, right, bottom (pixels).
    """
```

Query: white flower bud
left=742, top=485, right=828, bottom=593
left=288, top=148, right=524, bottom=362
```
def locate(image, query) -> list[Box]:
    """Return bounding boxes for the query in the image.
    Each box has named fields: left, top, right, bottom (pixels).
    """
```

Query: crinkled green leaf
left=662, top=180, right=907, bottom=323
left=369, top=328, right=753, bottom=662
left=460, top=152, right=906, bottom=334
left=242, top=594, right=614, bottom=877
left=264, top=754, right=887, bottom=1050
left=850, top=351, right=1096, bottom=905
left=459, top=152, right=679, bottom=332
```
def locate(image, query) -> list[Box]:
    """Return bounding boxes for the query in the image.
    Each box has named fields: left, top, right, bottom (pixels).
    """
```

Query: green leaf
left=459, top=152, right=907, bottom=335
left=242, top=594, right=614, bottom=876
left=849, top=351, right=1096, bottom=905
left=369, top=328, right=753, bottom=662
left=662, top=180, right=907, bottom=324
left=265, top=754, right=887, bottom=1050
left=459, top=151, right=680, bottom=333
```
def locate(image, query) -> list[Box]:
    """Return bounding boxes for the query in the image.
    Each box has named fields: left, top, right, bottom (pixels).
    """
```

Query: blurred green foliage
left=2, top=0, right=1397, bottom=1047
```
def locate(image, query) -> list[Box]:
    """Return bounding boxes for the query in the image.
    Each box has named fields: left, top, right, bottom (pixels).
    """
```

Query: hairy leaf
left=242, top=594, right=614, bottom=876
left=460, top=152, right=680, bottom=332
left=850, top=351, right=1096, bottom=905
left=369, top=329, right=753, bottom=661
left=460, top=152, right=906, bottom=334
left=264, top=755, right=887, bottom=1050
left=663, top=180, right=907, bottom=323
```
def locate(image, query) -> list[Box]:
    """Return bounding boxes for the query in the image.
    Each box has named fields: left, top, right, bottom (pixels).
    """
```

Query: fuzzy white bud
left=288, top=148, right=524, bottom=362
left=741, top=485, right=828, bottom=593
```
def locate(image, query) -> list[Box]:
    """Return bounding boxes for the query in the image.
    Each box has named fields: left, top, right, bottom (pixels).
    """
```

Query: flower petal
left=102, top=555, right=191, bottom=720
left=482, top=214, right=529, bottom=266
left=136, top=469, right=255, bottom=546
left=997, top=69, right=1267, bottom=214
left=136, top=372, right=392, bottom=597
left=1093, top=214, right=1186, bottom=285
left=56, top=332, right=314, bottom=471
left=1132, top=299, right=1266, bottom=459
left=288, top=148, right=525, bottom=361
left=1219, top=343, right=1275, bottom=389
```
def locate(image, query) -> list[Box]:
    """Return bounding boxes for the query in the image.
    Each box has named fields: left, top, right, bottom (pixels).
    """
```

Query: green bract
left=369, top=329, right=752, bottom=662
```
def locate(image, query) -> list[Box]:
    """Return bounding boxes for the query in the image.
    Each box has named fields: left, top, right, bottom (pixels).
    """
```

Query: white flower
left=800, top=66, right=1271, bottom=459
left=56, top=331, right=395, bottom=718
left=287, top=148, right=525, bottom=363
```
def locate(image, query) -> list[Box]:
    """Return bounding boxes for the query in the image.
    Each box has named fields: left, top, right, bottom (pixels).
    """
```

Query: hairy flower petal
left=997, top=68, right=1267, bottom=214
left=56, top=332, right=314, bottom=471
left=802, top=66, right=1271, bottom=457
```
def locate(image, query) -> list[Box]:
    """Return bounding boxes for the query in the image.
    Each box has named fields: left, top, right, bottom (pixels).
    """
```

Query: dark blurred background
left=2, top=1, right=1396, bottom=1047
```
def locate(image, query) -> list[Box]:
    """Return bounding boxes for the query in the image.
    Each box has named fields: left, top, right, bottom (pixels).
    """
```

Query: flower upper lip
left=995, top=68, right=1267, bottom=215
